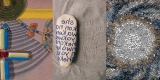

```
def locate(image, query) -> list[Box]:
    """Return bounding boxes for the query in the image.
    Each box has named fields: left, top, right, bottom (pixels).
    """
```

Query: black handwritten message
left=56, top=18, right=77, bottom=62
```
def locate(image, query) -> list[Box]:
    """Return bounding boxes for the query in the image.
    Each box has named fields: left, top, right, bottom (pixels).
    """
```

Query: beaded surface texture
left=18, top=19, right=53, bottom=52
left=106, top=0, right=160, bottom=80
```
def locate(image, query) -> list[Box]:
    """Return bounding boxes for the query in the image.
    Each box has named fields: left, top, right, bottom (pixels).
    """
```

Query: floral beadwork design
left=106, top=1, right=160, bottom=80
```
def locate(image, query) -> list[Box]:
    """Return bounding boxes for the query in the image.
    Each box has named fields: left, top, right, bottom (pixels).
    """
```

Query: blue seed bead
left=24, top=25, right=27, bottom=28
left=46, top=33, right=51, bottom=36
left=3, top=23, right=9, bottom=29
left=21, top=23, right=26, bottom=28
left=35, top=30, right=39, bottom=33
left=21, top=23, right=25, bottom=26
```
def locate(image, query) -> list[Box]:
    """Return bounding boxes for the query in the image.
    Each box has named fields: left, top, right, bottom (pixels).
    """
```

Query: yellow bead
left=3, top=0, right=11, bottom=6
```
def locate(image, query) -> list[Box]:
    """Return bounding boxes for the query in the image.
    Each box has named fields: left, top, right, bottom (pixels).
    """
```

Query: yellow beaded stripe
left=8, top=52, right=29, bottom=58
left=18, top=9, right=53, bottom=19
left=0, top=29, right=4, bottom=50
left=1, top=60, right=5, bottom=80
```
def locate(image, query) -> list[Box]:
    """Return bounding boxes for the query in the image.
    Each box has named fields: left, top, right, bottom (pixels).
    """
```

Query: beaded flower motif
left=106, top=1, right=160, bottom=79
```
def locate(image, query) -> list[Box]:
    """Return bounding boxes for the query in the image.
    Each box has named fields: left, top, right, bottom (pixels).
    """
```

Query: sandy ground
left=53, top=0, right=106, bottom=80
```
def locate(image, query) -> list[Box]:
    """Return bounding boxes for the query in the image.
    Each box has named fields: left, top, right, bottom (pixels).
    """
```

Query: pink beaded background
left=11, top=0, right=53, bottom=80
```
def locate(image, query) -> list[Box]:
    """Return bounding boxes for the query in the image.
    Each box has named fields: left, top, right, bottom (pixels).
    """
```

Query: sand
left=53, top=0, right=106, bottom=80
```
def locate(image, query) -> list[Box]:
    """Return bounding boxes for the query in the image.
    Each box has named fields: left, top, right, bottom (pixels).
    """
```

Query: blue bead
left=24, top=25, right=26, bottom=28
left=8, top=57, right=28, bottom=60
left=4, top=29, right=8, bottom=49
left=21, top=23, right=26, bottom=28
left=46, top=34, right=50, bottom=36
left=21, top=23, right=25, bottom=26
left=35, top=30, right=39, bottom=33
left=4, top=60, right=10, bottom=79
left=3, top=23, right=9, bottom=29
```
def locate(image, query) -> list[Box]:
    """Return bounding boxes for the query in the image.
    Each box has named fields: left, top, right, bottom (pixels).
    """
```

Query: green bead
left=46, top=22, right=50, bottom=28
left=50, top=40, right=53, bottom=45
left=43, top=41, right=48, bottom=48
left=50, top=27, right=53, bottom=30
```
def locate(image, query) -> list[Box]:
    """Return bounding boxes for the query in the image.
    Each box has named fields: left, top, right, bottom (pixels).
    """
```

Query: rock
left=56, top=14, right=77, bottom=67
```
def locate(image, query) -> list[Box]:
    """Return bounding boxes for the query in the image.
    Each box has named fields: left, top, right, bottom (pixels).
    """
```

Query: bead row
left=19, top=21, right=53, bottom=37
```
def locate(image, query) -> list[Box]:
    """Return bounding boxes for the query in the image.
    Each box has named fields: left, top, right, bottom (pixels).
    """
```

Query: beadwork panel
left=106, top=0, right=160, bottom=80
left=0, top=0, right=53, bottom=80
